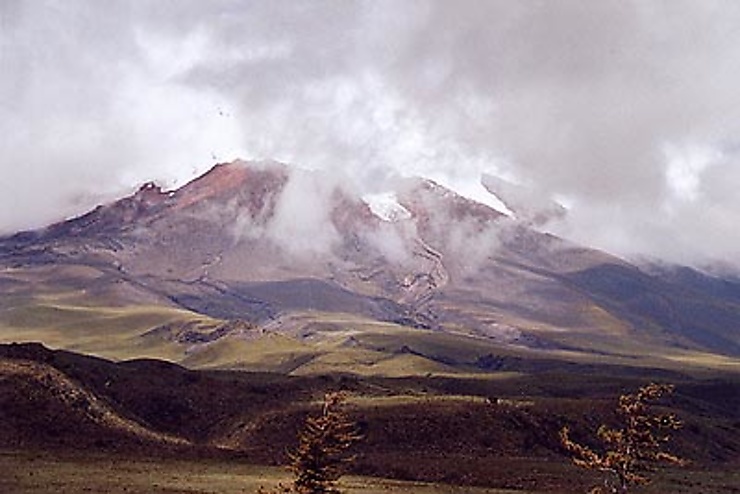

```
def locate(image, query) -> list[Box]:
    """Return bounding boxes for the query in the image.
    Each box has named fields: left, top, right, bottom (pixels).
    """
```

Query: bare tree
left=560, top=383, right=685, bottom=493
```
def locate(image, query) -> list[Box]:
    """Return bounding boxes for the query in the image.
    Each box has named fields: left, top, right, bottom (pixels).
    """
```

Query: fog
left=2, top=1, right=740, bottom=268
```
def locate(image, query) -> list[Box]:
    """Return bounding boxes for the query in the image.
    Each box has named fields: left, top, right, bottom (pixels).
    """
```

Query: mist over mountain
left=4, top=2, right=740, bottom=269
left=1, top=160, right=738, bottom=372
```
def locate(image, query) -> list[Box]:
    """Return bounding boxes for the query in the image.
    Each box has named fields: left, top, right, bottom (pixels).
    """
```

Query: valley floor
left=1, top=450, right=738, bottom=494
left=0, top=450, right=528, bottom=494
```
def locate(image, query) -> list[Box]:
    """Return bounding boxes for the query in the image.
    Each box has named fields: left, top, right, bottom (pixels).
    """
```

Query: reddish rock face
left=168, top=162, right=290, bottom=223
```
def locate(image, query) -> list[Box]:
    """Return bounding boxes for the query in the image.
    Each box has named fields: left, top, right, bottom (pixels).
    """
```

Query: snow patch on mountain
left=481, top=174, right=566, bottom=227
left=363, top=192, right=412, bottom=222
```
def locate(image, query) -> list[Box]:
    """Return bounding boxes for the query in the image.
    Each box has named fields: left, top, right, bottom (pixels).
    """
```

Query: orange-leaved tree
left=259, top=392, right=362, bottom=494
left=560, top=383, right=685, bottom=494
left=289, top=392, right=363, bottom=494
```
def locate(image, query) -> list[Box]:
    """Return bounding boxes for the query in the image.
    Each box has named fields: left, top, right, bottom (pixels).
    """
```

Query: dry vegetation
left=1, top=343, right=738, bottom=493
left=0, top=451, right=526, bottom=494
left=561, top=383, right=685, bottom=493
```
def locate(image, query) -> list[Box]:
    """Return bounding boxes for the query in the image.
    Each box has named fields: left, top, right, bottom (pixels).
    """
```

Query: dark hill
left=1, top=343, right=738, bottom=488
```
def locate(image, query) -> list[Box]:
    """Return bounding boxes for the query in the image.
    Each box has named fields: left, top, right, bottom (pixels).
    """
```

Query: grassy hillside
left=3, top=296, right=739, bottom=378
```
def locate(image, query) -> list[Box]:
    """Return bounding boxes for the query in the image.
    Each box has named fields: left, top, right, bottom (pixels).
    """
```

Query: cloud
left=264, top=168, right=344, bottom=258
left=0, top=1, right=245, bottom=232
left=2, top=1, right=740, bottom=268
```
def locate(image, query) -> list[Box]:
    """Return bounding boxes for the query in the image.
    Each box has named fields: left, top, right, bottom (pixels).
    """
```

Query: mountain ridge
left=0, top=160, right=738, bottom=371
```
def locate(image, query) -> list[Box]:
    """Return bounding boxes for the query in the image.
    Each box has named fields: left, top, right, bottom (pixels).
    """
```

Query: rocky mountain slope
left=0, top=160, right=738, bottom=371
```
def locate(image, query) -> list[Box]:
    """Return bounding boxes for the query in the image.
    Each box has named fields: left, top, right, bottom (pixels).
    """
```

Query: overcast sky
left=2, top=0, right=740, bottom=269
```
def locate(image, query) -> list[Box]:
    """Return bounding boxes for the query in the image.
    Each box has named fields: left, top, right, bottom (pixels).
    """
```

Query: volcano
left=1, top=160, right=739, bottom=374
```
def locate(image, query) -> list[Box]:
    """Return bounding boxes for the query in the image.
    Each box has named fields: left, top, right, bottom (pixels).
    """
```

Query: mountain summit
left=1, top=160, right=739, bottom=372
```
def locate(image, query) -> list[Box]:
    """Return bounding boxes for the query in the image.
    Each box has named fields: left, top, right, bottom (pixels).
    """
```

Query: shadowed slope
left=0, top=346, right=188, bottom=450
left=1, top=343, right=738, bottom=491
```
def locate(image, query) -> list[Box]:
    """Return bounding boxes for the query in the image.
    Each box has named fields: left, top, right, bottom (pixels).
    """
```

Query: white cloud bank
left=2, top=0, right=740, bottom=268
